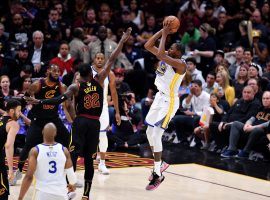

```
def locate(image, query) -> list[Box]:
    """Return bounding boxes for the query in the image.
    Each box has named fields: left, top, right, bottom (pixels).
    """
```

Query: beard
left=49, top=74, right=59, bottom=82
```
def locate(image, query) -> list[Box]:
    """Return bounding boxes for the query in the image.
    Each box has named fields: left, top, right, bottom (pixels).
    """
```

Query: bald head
left=242, top=86, right=255, bottom=101
left=42, top=123, right=57, bottom=142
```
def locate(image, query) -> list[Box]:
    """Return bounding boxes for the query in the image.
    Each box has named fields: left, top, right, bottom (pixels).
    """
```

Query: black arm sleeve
left=40, top=94, right=68, bottom=105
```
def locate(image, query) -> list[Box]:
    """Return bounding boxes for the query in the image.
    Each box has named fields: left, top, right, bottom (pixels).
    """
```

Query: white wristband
left=65, top=167, right=77, bottom=185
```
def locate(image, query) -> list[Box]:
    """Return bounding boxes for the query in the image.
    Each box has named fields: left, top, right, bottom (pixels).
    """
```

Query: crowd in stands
left=0, top=0, right=270, bottom=161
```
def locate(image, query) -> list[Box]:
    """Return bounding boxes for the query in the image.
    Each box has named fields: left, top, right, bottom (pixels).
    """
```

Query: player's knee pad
left=152, top=126, right=164, bottom=152
left=99, top=131, right=108, bottom=152
left=146, top=126, right=154, bottom=146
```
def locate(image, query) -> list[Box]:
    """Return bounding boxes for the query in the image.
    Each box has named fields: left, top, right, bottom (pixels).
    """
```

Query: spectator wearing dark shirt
left=209, top=86, right=261, bottom=149
left=192, top=23, right=216, bottom=77
left=221, top=91, right=270, bottom=158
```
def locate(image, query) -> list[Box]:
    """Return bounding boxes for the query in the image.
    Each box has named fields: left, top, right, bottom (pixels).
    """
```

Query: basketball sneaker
left=145, top=172, right=165, bottom=191
left=148, top=161, right=169, bottom=181
left=98, top=163, right=110, bottom=175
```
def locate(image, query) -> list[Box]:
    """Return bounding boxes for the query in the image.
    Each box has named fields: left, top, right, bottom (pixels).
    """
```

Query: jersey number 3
left=84, top=93, right=100, bottom=109
left=49, top=161, right=57, bottom=173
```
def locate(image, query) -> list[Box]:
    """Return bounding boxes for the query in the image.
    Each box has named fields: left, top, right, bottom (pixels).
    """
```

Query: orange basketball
left=163, top=16, right=180, bottom=33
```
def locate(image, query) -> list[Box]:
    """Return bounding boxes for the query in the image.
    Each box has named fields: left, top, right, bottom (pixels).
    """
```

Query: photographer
left=108, top=92, right=146, bottom=149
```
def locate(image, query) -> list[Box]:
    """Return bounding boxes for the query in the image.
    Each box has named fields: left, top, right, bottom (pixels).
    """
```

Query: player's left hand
left=115, top=112, right=121, bottom=126
left=120, top=27, right=132, bottom=43
left=24, top=96, right=41, bottom=105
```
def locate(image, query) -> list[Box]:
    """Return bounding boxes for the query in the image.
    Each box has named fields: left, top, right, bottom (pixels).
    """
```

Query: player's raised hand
left=120, top=27, right=132, bottom=43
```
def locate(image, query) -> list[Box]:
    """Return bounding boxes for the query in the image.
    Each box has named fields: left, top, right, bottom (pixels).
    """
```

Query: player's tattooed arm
left=25, top=83, right=79, bottom=105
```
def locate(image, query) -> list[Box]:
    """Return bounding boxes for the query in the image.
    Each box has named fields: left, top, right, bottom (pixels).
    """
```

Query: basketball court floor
left=9, top=147, right=270, bottom=200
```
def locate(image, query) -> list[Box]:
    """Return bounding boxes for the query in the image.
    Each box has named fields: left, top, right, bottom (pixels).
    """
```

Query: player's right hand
left=68, top=184, right=76, bottom=192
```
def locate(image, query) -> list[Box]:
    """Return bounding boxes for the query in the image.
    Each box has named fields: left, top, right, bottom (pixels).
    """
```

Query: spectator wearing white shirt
left=172, top=79, right=210, bottom=142
left=186, top=57, right=205, bottom=85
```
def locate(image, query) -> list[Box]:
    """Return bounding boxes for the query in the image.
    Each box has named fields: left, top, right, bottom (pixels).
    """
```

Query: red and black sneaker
left=145, top=172, right=165, bottom=191
left=148, top=161, right=169, bottom=181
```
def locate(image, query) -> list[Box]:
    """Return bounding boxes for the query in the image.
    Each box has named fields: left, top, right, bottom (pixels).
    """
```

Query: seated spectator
left=172, top=79, right=210, bottom=142
left=232, top=64, right=249, bottom=100
left=221, top=91, right=270, bottom=158
left=69, top=27, right=90, bottom=64
left=214, top=71, right=235, bottom=106
left=181, top=21, right=200, bottom=51
left=186, top=57, right=205, bottom=85
left=228, top=46, right=244, bottom=79
left=128, top=0, right=145, bottom=30
left=191, top=23, right=216, bottom=77
left=0, top=75, right=18, bottom=114
left=50, top=42, right=75, bottom=76
left=1, top=44, right=32, bottom=81
left=262, top=59, right=270, bottom=81
left=123, top=35, right=143, bottom=68
left=74, top=7, right=99, bottom=43
left=251, top=29, right=269, bottom=68
left=89, top=25, right=132, bottom=70
left=29, top=30, right=52, bottom=77
left=9, top=13, right=30, bottom=45
left=202, top=71, right=218, bottom=94
left=194, top=93, right=224, bottom=149
left=209, top=86, right=261, bottom=150
left=247, top=78, right=263, bottom=101
left=136, top=14, right=158, bottom=47
left=11, top=64, right=33, bottom=91
left=213, top=50, right=225, bottom=67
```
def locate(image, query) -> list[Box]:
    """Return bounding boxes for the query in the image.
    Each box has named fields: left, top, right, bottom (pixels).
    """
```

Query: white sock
left=100, top=159, right=105, bottom=165
left=154, top=161, right=161, bottom=176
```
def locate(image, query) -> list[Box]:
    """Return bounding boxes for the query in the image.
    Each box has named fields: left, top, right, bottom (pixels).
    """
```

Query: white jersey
left=91, top=66, right=109, bottom=107
left=35, top=143, right=67, bottom=196
left=155, top=61, right=185, bottom=96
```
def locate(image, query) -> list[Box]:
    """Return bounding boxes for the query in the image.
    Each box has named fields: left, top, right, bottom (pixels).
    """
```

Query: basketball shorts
left=34, top=190, right=68, bottom=200
left=71, top=116, right=100, bottom=157
left=145, top=91, right=179, bottom=129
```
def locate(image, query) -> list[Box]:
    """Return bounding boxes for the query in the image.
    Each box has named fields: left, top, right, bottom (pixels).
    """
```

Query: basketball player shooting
left=144, top=17, right=186, bottom=190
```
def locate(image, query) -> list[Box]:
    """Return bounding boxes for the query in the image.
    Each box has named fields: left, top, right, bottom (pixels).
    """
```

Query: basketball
left=163, top=16, right=180, bottom=33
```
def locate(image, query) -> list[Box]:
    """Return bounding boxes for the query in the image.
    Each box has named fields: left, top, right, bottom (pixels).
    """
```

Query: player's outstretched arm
left=18, top=148, right=38, bottom=200
left=25, top=83, right=79, bottom=105
left=98, top=27, right=132, bottom=84
left=5, top=121, right=20, bottom=183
